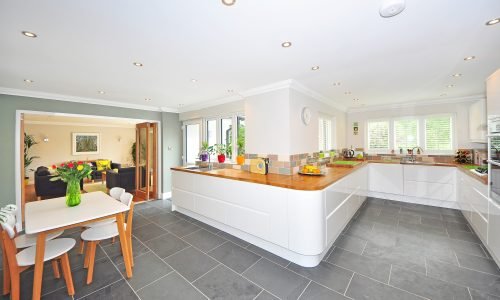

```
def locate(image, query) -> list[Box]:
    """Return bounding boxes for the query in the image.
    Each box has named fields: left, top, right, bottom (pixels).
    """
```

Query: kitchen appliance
left=487, top=69, right=500, bottom=203
left=250, top=158, right=269, bottom=175
left=342, top=147, right=355, bottom=158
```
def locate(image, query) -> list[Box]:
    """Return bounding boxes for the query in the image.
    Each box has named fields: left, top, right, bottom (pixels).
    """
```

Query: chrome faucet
left=410, top=146, right=424, bottom=162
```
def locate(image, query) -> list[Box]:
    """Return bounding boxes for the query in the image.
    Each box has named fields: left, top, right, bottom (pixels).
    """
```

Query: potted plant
left=199, top=141, right=210, bottom=162
left=214, top=144, right=227, bottom=163
left=50, top=161, right=93, bottom=207
left=236, top=126, right=245, bottom=165
left=24, top=133, right=39, bottom=185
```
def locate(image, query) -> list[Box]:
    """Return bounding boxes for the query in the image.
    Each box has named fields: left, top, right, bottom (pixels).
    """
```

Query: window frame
left=182, top=119, right=202, bottom=165
left=364, top=114, right=456, bottom=155
left=318, top=114, right=335, bottom=152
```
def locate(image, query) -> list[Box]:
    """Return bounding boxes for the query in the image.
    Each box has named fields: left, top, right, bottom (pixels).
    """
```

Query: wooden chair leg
left=111, top=237, right=116, bottom=244
left=9, top=271, right=20, bottom=300
left=128, top=235, right=134, bottom=267
left=60, top=254, right=75, bottom=296
left=36, top=196, right=41, bottom=201
left=78, top=239, right=85, bottom=254
left=2, top=253, right=10, bottom=295
left=51, top=260, right=60, bottom=279
left=84, top=241, right=91, bottom=269
left=86, top=242, right=97, bottom=285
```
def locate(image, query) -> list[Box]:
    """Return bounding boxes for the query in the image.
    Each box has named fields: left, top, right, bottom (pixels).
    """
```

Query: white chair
left=77, top=187, right=126, bottom=254
left=0, top=213, right=76, bottom=300
left=80, top=192, right=135, bottom=284
left=0, top=205, right=64, bottom=249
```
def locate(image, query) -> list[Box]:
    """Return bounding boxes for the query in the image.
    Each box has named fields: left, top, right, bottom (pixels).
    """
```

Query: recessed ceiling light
left=191, top=79, right=197, bottom=83
left=22, top=31, right=37, bottom=38
left=221, top=0, right=236, bottom=6
left=281, top=41, right=292, bottom=48
left=344, top=91, right=352, bottom=95
left=353, top=98, right=360, bottom=101
left=486, top=18, right=500, bottom=26
left=464, top=56, right=476, bottom=61
left=133, top=62, right=143, bottom=67
left=98, top=91, right=105, bottom=94
left=24, top=79, right=34, bottom=83
left=333, top=82, right=341, bottom=86
left=311, top=66, right=320, bottom=71
left=452, top=73, right=462, bottom=77
left=227, top=89, right=234, bottom=93
left=144, top=98, right=151, bottom=102
left=446, top=84, right=455, bottom=88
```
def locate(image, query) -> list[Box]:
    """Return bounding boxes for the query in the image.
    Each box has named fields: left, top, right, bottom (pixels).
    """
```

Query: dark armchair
left=106, top=167, right=136, bottom=192
left=34, top=166, right=83, bottom=200
left=90, top=161, right=121, bottom=181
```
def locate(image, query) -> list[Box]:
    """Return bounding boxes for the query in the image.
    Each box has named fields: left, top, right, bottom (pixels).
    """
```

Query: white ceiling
left=1, top=0, right=499, bottom=112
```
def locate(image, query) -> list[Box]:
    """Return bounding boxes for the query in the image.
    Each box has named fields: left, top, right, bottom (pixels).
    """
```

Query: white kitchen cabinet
left=469, top=99, right=487, bottom=143
left=487, top=69, right=500, bottom=117
left=369, top=164, right=404, bottom=195
left=488, top=200, right=500, bottom=264
left=403, top=165, right=456, bottom=202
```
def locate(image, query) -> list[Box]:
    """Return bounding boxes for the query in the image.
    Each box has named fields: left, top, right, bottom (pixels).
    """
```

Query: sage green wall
left=0, top=94, right=182, bottom=206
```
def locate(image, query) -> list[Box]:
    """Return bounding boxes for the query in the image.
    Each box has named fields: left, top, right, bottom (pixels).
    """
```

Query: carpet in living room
left=83, top=182, right=108, bottom=194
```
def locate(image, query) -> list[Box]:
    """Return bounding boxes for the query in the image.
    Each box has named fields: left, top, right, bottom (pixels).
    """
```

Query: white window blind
left=425, top=116, right=453, bottom=151
left=367, top=121, right=389, bottom=150
left=319, top=118, right=332, bottom=151
left=394, top=119, right=418, bottom=150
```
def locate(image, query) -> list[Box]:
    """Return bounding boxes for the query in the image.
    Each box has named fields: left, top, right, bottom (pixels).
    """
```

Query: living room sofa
left=34, top=166, right=84, bottom=200
left=90, top=160, right=121, bottom=181
left=106, top=167, right=136, bottom=191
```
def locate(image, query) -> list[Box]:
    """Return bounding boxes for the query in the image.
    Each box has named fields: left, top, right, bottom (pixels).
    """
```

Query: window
left=425, top=116, right=453, bottom=151
left=237, top=116, right=245, bottom=156
left=221, top=118, right=233, bottom=159
left=394, top=119, right=418, bottom=150
left=367, top=121, right=390, bottom=150
left=319, top=117, right=332, bottom=151
left=206, top=119, right=217, bottom=148
left=185, top=123, right=200, bottom=164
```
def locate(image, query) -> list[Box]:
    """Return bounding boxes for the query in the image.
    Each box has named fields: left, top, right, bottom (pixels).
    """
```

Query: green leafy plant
left=131, top=142, right=137, bottom=165
left=213, top=144, right=227, bottom=155
left=24, top=133, right=39, bottom=175
left=237, top=124, right=245, bottom=156
left=200, top=141, right=210, bottom=153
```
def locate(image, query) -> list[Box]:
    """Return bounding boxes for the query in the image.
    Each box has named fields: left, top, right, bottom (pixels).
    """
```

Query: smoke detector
left=379, top=0, right=406, bottom=18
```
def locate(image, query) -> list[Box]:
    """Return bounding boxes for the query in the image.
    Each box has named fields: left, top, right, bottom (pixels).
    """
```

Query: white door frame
left=15, top=110, right=162, bottom=230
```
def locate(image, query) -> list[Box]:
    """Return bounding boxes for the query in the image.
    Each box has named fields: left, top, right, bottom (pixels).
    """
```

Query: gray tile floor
left=3, top=197, right=500, bottom=299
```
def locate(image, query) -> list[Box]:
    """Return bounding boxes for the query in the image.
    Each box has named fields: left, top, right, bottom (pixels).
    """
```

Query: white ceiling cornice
left=0, top=87, right=170, bottom=112
left=347, top=94, right=485, bottom=114
left=288, top=80, right=348, bottom=112
left=24, top=120, right=136, bottom=128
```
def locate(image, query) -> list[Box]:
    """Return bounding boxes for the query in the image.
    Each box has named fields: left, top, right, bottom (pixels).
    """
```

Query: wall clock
left=301, top=107, right=311, bottom=125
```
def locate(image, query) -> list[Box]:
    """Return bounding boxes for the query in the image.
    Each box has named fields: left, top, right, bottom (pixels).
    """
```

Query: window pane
left=425, top=116, right=452, bottom=151
left=394, top=119, right=418, bottom=150
left=207, top=120, right=217, bottom=147
left=319, top=118, right=332, bottom=151
left=237, top=116, right=245, bottom=156
left=368, top=121, right=389, bottom=150
left=221, top=118, right=232, bottom=159
left=185, top=124, right=200, bottom=164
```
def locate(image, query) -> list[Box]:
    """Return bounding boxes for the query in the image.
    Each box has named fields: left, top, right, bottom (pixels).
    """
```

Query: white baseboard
left=162, top=192, right=172, bottom=200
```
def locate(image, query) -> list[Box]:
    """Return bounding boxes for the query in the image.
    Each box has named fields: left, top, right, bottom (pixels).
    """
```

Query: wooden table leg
left=32, top=232, right=46, bottom=300
left=116, top=213, right=132, bottom=278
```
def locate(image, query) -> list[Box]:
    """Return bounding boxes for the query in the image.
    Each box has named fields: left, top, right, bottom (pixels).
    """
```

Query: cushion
left=113, top=168, right=119, bottom=173
left=96, top=160, right=111, bottom=171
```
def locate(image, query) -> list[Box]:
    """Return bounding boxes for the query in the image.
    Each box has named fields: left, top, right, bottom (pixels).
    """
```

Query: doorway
left=135, top=122, right=158, bottom=201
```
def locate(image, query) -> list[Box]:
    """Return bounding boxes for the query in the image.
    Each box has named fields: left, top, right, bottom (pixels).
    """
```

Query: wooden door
left=20, top=113, right=25, bottom=220
left=135, top=123, right=158, bottom=200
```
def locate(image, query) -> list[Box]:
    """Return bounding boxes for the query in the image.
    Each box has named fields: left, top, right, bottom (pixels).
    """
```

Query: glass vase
left=66, top=178, right=81, bottom=207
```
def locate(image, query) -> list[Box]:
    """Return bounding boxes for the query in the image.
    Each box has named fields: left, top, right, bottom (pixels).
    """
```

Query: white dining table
left=24, top=191, right=133, bottom=300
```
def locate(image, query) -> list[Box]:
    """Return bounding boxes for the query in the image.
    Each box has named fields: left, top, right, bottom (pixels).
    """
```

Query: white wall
left=245, top=89, right=291, bottom=155
left=347, top=99, right=487, bottom=151
left=289, top=89, right=346, bottom=154
left=25, top=124, right=136, bottom=180
left=179, top=100, right=245, bottom=121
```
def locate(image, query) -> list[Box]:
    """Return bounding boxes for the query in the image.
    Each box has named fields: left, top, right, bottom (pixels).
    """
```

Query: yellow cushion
left=96, top=160, right=111, bottom=171
left=113, top=168, right=119, bottom=173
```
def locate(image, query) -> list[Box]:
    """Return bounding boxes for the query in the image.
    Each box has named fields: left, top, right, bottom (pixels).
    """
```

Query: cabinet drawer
left=471, top=208, right=488, bottom=242
left=404, top=181, right=454, bottom=201
left=369, top=164, right=404, bottom=194
left=403, top=165, right=455, bottom=184
left=470, top=187, right=489, bottom=220
left=326, top=200, right=348, bottom=245
left=172, top=188, right=195, bottom=211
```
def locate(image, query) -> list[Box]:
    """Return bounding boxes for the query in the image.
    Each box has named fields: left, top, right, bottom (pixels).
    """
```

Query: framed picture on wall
left=72, top=133, right=100, bottom=155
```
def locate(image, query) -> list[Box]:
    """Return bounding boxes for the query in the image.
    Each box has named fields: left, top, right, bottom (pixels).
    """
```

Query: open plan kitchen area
left=1, top=1, right=500, bottom=299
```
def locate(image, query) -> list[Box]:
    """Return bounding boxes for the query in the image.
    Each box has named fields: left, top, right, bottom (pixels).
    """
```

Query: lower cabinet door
left=488, top=201, right=500, bottom=262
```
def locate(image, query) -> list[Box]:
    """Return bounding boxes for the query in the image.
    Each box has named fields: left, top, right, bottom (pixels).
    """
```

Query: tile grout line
left=190, top=263, right=222, bottom=284
left=343, top=272, right=355, bottom=296
left=132, top=230, right=212, bottom=300
left=388, top=264, right=393, bottom=285
left=241, top=257, right=263, bottom=275
left=134, top=270, right=174, bottom=293
left=252, top=289, right=264, bottom=300
left=467, top=287, right=473, bottom=300
left=97, top=243, right=144, bottom=300
left=296, top=280, right=312, bottom=300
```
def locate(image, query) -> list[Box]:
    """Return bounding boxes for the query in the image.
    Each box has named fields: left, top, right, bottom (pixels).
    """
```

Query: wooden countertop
left=171, top=161, right=487, bottom=191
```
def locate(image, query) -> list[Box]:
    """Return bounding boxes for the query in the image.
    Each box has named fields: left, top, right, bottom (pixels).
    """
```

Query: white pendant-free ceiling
left=0, top=0, right=499, bottom=111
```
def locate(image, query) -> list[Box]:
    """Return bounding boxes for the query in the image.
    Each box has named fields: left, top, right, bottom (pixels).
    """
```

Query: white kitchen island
left=171, top=165, right=368, bottom=267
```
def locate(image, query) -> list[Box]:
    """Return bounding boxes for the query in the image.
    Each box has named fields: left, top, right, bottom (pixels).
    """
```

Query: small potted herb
left=236, top=139, right=245, bottom=165
left=213, top=144, right=227, bottom=163
left=199, top=141, right=210, bottom=162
